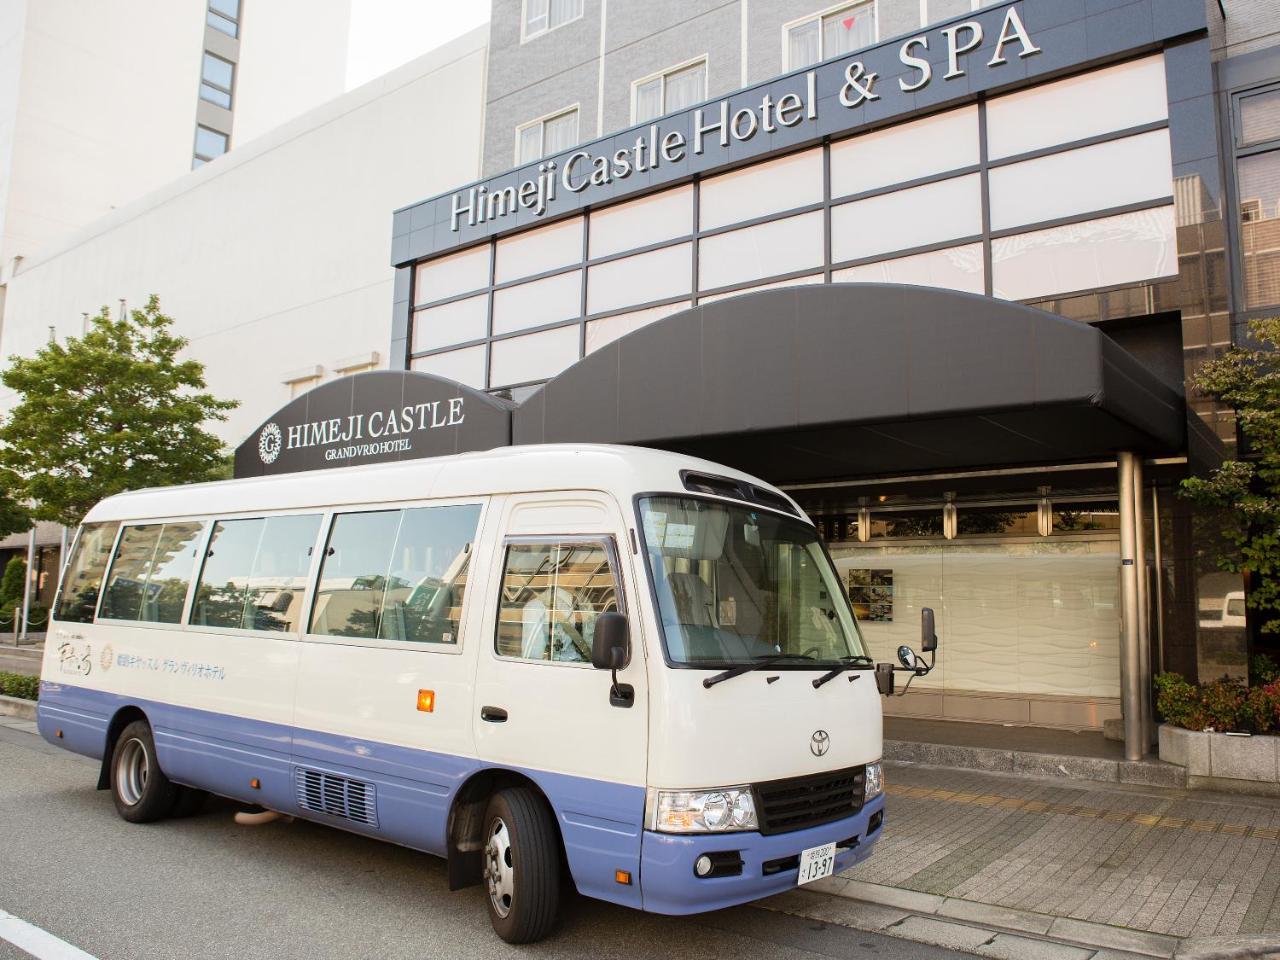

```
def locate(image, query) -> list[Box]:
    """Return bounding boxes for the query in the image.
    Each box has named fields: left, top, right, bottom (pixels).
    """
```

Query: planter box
left=1158, top=724, right=1280, bottom=797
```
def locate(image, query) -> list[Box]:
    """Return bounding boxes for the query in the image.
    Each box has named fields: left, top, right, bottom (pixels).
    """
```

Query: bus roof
left=82, top=444, right=798, bottom=523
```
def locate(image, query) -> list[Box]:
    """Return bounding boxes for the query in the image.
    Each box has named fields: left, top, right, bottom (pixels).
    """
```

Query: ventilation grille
left=294, top=768, right=378, bottom=827
left=754, top=765, right=865, bottom=836
left=680, top=470, right=801, bottom=518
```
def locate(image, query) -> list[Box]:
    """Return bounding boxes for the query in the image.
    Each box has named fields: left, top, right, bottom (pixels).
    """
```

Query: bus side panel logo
left=810, top=729, right=830, bottom=757
left=258, top=422, right=283, bottom=464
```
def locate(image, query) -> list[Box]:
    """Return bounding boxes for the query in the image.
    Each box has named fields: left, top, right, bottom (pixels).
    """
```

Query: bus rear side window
left=310, top=504, right=480, bottom=644
left=191, top=514, right=321, bottom=632
left=100, top=522, right=204, bottom=623
left=54, top=522, right=120, bottom=623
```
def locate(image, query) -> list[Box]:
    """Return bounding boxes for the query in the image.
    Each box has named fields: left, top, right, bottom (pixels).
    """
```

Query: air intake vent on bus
left=294, top=767, right=378, bottom=827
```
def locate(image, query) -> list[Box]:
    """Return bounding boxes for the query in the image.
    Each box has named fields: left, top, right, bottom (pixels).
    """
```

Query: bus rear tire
left=482, top=787, right=561, bottom=944
left=110, top=720, right=179, bottom=824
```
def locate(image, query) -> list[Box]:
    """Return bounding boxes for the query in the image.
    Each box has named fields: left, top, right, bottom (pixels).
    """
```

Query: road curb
left=760, top=876, right=1278, bottom=960
left=0, top=694, right=37, bottom=721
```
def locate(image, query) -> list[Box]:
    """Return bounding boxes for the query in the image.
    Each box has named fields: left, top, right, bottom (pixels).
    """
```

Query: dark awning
left=513, top=284, right=1186, bottom=484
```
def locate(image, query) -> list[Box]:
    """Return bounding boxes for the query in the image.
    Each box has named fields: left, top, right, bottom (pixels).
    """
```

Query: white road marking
left=0, top=910, right=98, bottom=960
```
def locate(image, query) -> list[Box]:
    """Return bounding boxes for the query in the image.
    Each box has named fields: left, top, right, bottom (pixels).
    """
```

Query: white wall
left=1, top=0, right=206, bottom=270
left=0, top=28, right=488, bottom=449
left=234, top=0, right=352, bottom=146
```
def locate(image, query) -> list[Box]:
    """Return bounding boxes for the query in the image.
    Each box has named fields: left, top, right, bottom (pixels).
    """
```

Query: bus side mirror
left=921, top=607, right=937, bottom=653
left=592, top=612, right=630, bottom=670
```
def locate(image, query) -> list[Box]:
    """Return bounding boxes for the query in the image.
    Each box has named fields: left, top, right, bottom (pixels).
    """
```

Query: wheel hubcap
left=115, top=737, right=148, bottom=806
left=483, top=817, right=514, bottom=919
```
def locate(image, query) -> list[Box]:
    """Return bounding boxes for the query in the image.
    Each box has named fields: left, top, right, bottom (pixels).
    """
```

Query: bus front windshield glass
left=639, top=496, right=867, bottom=667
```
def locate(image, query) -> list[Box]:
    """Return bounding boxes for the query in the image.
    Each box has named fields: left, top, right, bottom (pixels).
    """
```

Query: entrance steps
left=884, top=716, right=1186, bottom=789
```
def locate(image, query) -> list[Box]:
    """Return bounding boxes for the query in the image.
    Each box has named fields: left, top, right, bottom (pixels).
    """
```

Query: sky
left=346, top=0, right=491, bottom=90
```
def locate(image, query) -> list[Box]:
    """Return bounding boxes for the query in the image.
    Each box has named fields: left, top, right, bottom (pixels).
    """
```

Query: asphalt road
left=0, top=724, right=973, bottom=960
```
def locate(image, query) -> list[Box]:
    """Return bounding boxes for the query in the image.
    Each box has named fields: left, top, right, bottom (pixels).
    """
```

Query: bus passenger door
left=472, top=493, right=648, bottom=908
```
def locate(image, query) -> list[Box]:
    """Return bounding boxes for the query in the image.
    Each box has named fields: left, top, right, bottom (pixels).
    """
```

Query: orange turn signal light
left=250, top=778, right=261, bottom=790
left=417, top=689, right=436, bottom=713
left=615, top=870, right=632, bottom=886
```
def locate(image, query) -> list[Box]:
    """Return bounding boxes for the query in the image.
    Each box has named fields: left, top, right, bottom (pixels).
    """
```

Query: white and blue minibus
left=39, top=444, right=935, bottom=943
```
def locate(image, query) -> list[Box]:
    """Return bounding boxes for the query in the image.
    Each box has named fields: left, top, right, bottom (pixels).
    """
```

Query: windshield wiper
left=812, top=654, right=876, bottom=689
left=702, top=653, right=816, bottom=689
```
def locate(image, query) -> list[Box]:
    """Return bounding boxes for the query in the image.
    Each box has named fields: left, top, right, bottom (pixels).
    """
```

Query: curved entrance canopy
left=513, top=284, right=1185, bottom=484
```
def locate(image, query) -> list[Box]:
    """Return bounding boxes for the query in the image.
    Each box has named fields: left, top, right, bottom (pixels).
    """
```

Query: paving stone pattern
left=846, top=764, right=1280, bottom=940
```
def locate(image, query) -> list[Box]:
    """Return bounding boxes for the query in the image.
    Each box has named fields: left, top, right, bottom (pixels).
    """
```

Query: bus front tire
left=482, top=787, right=561, bottom=944
left=110, top=719, right=179, bottom=823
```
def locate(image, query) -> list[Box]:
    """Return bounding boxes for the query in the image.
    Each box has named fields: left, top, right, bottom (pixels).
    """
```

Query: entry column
left=1118, top=452, right=1146, bottom=761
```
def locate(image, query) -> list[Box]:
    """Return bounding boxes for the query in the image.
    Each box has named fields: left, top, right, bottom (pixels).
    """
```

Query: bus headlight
left=865, top=761, right=884, bottom=800
left=648, top=786, right=758, bottom=833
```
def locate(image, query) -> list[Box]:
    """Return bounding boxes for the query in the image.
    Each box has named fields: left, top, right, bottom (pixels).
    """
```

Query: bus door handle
left=480, top=706, right=508, bottom=723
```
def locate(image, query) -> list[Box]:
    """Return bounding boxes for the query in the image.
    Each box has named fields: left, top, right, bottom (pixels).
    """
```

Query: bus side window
left=190, top=514, right=321, bottom=632
left=54, top=522, right=120, bottom=624
left=309, top=504, right=481, bottom=644
left=495, top=541, right=620, bottom=663
left=99, top=522, right=203, bottom=624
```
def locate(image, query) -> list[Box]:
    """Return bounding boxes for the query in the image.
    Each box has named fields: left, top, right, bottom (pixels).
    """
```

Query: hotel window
left=1236, top=86, right=1280, bottom=309
left=523, top=0, right=583, bottom=41
left=207, top=0, right=240, bottom=37
left=516, top=107, right=579, bottom=166
left=193, top=125, right=229, bottom=167
left=633, top=59, right=708, bottom=124
left=785, top=2, right=875, bottom=71
left=200, top=53, right=235, bottom=110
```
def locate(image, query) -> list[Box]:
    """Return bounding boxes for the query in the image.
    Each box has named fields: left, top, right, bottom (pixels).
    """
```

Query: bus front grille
left=294, top=767, right=378, bottom=827
left=753, top=765, right=865, bottom=835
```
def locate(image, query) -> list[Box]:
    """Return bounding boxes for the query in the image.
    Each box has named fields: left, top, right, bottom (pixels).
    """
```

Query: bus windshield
left=638, top=495, right=866, bottom=667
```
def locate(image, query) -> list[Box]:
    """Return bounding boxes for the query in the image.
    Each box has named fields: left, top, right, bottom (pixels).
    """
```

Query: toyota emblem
left=810, top=729, right=830, bottom=757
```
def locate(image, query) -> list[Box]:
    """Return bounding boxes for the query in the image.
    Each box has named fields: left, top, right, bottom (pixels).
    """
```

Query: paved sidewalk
left=845, top=763, right=1280, bottom=942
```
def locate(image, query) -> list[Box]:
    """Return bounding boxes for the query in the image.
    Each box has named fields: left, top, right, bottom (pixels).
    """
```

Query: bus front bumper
left=638, top=793, right=885, bottom=914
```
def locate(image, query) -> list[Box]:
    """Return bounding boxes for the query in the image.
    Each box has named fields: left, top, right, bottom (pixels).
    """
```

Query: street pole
left=19, top=525, right=35, bottom=642
left=1118, top=452, right=1144, bottom=761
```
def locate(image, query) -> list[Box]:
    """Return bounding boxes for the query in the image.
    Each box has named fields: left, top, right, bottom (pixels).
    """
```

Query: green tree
left=0, top=295, right=237, bottom=526
left=0, top=556, right=24, bottom=608
left=0, top=468, right=29, bottom=540
left=1181, top=317, right=1280, bottom=635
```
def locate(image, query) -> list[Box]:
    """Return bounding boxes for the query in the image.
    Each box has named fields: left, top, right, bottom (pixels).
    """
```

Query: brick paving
left=846, top=763, right=1280, bottom=939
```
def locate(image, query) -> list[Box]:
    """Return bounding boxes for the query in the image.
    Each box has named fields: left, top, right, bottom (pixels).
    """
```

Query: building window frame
left=782, top=0, right=878, bottom=72
left=192, top=125, right=230, bottom=167
left=520, top=0, right=584, bottom=43
left=200, top=52, right=236, bottom=110
left=630, top=56, right=710, bottom=125
left=514, top=104, right=580, bottom=167
left=1229, top=79, right=1280, bottom=313
left=207, top=0, right=241, bottom=38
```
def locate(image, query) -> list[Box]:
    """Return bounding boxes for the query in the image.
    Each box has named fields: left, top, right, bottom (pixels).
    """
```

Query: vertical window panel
left=1238, top=150, right=1280, bottom=308
left=831, top=174, right=982, bottom=263
left=832, top=243, right=985, bottom=294
left=988, top=131, right=1173, bottom=231
left=986, top=55, right=1168, bottom=160
left=587, top=242, right=692, bottom=314
left=415, top=244, right=491, bottom=304
left=1240, top=89, right=1280, bottom=146
left=698, top=211, right=824, bottom=292
left=411, top=345, right=488, bottom=389
left=585, top=301, right=690, bottom=353
left=495, top=541, right=619, bottom=661
left=494, top=216, right=582, bottom=284
left=700, top=148, right=823, bottom=231
left=991, top=206, right=1177, bottom=302
left=412, top=294, right=488, bottom=353
left=489, top=324, right=580, bottom=387
left=830, top=106, right=978, bottom=198
left=589, top=186, right=693, bottom=259
left=492, top=270, right=581, bottom=335
left=101, top=522, right=203, bottom=624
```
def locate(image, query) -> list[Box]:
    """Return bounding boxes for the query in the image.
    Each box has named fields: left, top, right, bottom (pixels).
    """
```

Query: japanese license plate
left=796, top=842, right=836, bottom=886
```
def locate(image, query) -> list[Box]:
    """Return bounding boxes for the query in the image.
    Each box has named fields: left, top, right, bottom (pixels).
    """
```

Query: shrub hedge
left=0, top=671, right=38, bottom=701
left=1155, top=671, right=1280, bottom=734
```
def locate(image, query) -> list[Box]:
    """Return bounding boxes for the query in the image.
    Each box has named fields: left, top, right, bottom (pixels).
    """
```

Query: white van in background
left=39, top=445, right=935, bottom=943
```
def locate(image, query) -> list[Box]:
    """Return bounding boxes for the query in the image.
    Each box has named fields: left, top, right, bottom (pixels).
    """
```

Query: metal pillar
left=19, top=526, right=35, bottom=641
left=1132, top=458, right=1152, bottom=750
left=1118, top=453, right=1145, bottom=761
left=1151, top=487, right=1165, bottom=675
